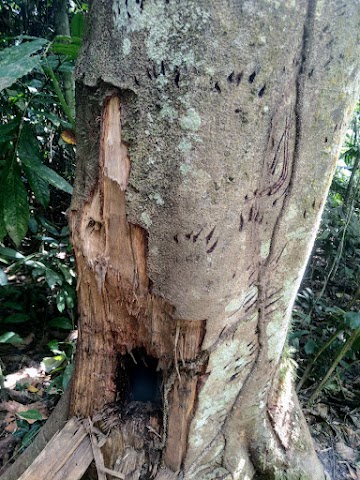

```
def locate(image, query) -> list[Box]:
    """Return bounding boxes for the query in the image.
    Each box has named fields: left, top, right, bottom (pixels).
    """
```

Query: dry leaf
left=17, top=332, right=35, bottom=349
left=336, top=441, right=358, bottom=463
left=61, top=129, right=76, bottom=145
left=0, top=400, right=25, bottom=414
left=4, top=413, right=17, bottom=432
left=346, top=464, right=358, bottom=480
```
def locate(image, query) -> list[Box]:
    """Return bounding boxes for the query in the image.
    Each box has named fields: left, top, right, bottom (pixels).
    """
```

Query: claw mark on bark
left=248, top=70, right=257, bottom=83
left=239, top=213, right=244, bottom=231
left=258, top=84, right=266, bottom=97
left=214, top=82, right=221, bottom=93
left=227, top=71, right=243, bottom=85
left=248, top=206, right=254, bottom=221
left=261, top=113, right=291, bottom=197
left=267, top=287, right=283, bottom=300
left=265, top=297, right=282, bottom=310
left=205, top=226, right=216, bottom=244
left=193, top=228, right=203, bottom=243
left=227, top=71, right=234, bottom=83
left=174, top=67, right=180, bottom=87
left=206, top=239, right=218, bottom=254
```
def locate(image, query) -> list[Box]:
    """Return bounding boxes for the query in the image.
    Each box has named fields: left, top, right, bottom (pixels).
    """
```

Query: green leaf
left=32, top=267, right=45, bottom=278
left=63, top=284, right=75, bottom=309
left=28, top=216, right=38, bottom=234
left=39, top=217, right=59, bottom=236
left=50, top=42, right=80, bottom=60
left=17, top=124, right=42, bottom=165
left=58, top=264, right=73, bottom=284
left=48, top=317, right=73, bottom=330
left=35, top=164, right=73, bottom=195
left=343, top=312, right=360, bottom=329
left=2, top=162, right=29, bottom=246
left=3, top=301, right=24, bottom=311
left=304, top=339, right=317, bottom=355
left=0, top=119, right=20, bottom=143
left=0, top=331, right=23, bottom=344
left=71, top=14, right=86, bottom=38
left=17, top=410, right=44, bottom=421
left=62, top=363, right=74, bottom=390
left=60, top=226, right=70, bottom=236
left=13, top=420, right=30, bottom=438
left=58, top=62, right=75, bottom=73
left=0, top=194, right=6, bottom=242
left=43, top=112, right=61, bottom=127
left=18, top=124, right=73, bottom=195
left=3, top=313, right=30, bottom=324
left=47, top=339, right=60, bottom=353
left=46, top=268, right=63, bottom=288
left=23, top=165, right=50, bottom=208
left=41, top=355, right=66, bottom=373
left=19, top=422, right=42, bottom=450
left=46, top=376, right=64, bottom=394
left=0, top=246, right=25, bottom=259
left=0, top=268, right=8, bottom=286
left=0, top=39, right=47, bottom=91
left=56, top=290, right=66, bottom=312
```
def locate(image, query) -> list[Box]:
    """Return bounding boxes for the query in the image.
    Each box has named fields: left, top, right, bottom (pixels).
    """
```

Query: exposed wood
left=83, top=418, right=108, bottom=480
left=164, top=374, right=198, bottom=471
left=14, top=416, right=128, bottom=480
left=70, top=94, right=206, bottom=474
left=18, top=418, right=92, bottom=480
left=153, top=468, right=179, bottom=480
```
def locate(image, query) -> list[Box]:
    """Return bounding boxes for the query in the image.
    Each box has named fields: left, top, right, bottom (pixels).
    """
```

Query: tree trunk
left=53, top=0, right=75, bottom=115
left=70, top=1, right=360, bottom=478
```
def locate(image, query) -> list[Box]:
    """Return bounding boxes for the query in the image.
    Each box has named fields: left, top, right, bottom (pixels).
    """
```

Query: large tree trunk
left=70, top=1, right=360, bottom=478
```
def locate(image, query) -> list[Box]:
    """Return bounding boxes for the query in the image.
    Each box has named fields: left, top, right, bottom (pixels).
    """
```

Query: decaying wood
left=12, top=416, right=128, bottom=480
left=18, top=418, right=92, bottom=480
left=70, top=95, right=206, bottom=474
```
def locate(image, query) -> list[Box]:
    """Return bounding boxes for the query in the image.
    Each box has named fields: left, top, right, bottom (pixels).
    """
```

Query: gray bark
left=70, top=1, right=360, bottom=479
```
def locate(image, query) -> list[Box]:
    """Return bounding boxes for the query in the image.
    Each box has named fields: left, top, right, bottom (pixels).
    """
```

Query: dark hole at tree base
left=116, top=348, right=163, bottom=406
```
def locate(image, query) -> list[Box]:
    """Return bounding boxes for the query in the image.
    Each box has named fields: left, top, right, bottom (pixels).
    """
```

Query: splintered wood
left=18, top=418, right=92, bottom=480
left=17, top=417, right=125, bottom=480
left=70, top=93, right=205, bottom=470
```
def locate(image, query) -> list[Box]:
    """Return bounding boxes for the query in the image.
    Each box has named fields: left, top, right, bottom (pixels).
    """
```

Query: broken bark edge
left=0, top=387, right=71, bottom=480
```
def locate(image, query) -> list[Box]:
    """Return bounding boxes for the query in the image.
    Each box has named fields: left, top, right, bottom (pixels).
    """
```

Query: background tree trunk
left=53, top=0, right=75, bottom=115
left=70, top=1, right=360, bottom=478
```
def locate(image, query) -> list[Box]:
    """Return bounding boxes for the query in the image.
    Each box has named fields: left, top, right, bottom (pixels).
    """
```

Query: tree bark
left=70, top=1, right=360, bottom=479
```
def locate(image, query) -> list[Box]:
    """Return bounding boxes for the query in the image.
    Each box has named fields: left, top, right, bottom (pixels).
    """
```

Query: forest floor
left=300, top=367, right=360, bottom=480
